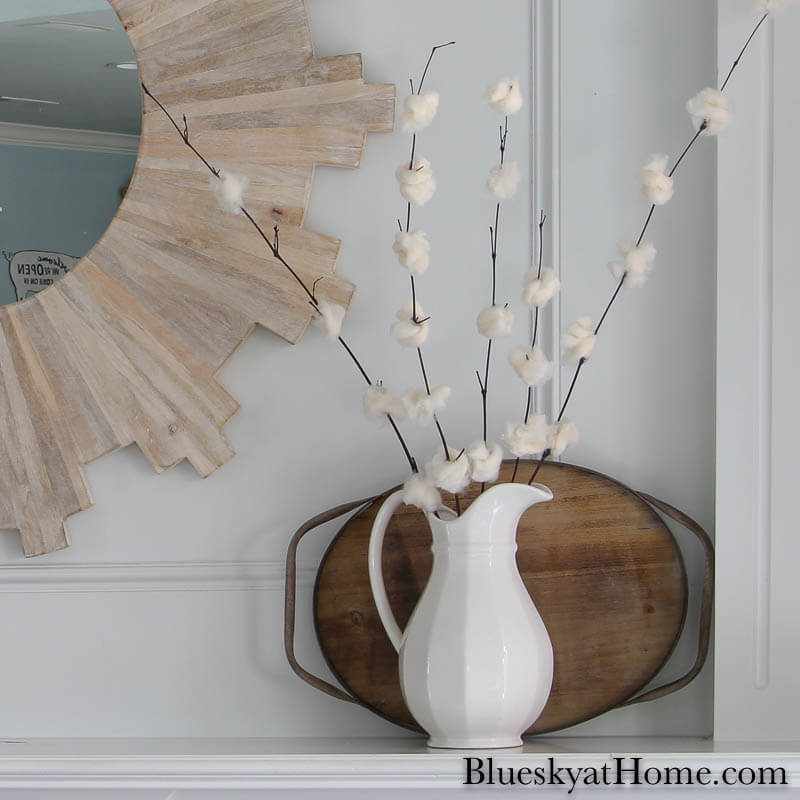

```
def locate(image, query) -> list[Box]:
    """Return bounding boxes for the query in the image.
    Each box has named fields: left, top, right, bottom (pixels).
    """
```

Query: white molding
left=0, top=739, right=796, bottom=790
left=0, top=121, right=140, bottom=155
left=753, top=16, right=775, bottom=692
left=532, top=0, right=561, bottom=421
left=0, top=560, right=315, bottom=593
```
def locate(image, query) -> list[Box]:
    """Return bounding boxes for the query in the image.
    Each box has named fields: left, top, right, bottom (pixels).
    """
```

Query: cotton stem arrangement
left=143, top=0, right=785, bottom=517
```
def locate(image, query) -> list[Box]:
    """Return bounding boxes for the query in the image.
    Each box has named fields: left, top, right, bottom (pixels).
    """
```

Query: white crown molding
left=0, top=560, right=315, bottom=593
left=0, top=121, right=140, bottom=155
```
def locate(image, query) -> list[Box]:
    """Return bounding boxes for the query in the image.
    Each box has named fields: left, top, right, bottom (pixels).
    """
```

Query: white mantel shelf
left=0, top=738, right=798, bottom=790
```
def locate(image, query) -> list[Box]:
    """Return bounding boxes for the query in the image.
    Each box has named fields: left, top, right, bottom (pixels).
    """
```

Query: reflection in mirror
left=0, top=0, right=141, bottom=304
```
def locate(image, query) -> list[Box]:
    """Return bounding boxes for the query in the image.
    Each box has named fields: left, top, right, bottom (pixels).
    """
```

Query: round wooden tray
left=310, top=462, right=692, bottom=735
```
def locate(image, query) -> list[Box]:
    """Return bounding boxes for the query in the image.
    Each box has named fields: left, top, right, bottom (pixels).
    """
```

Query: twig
left=527, top=12, right=768, bottom=486
left=720, top=13, right=768, bottom=92
left=478, top=116, right=510, bottom=451
left=512, top=211, right=547, bottom=482
left=417, top=42, right=456, bottom=95
left=401, top=45, right=455, bottom=463
left=141, top=82, right=419, bottom=474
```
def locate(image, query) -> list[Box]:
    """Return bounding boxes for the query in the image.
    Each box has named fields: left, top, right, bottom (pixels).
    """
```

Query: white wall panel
left=715, top=0, right=800, bottom=741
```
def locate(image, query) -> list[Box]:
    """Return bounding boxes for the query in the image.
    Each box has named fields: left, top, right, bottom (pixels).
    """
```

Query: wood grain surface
left=314, top=462, right=688, bottom=735
left=0, top=0, right=394, bottom=556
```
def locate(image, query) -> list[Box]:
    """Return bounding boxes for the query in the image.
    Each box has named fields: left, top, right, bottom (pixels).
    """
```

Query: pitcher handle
left=367, top=490, right=406, bottom=652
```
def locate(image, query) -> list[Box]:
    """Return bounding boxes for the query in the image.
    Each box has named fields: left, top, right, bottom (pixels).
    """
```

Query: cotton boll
left=396, top=157, right=436, bottom=205
left=609, top=241, right=657, bottom=288
left=429, top=384, right=450, bottom=413
left=400, top=90, right=440, bottom=133
left=426, top=448, right=471, bottom=494
left=402, top=474, right=442, bottom=513
left=686, top=88, right=733, bottom=135
left=639, top=154, right=674, bottom=206
left=363, top=384, right=401, bottom=421
left=466, top=440, right=503, bottom=483
left=391, top=302, right=430, bottom=348
left=521, top=267, right=560, bottom=308
left=548, top=420, right=579, bottom=458
left=563, top=317, right=596, bottom=361
left=393, top=231, right=431, bottom=275
left=487, top=76, right=524, bottom=115
left=403, top=385, right=451, bottom=423
left=315, top=299, right=346, bottom=341
left=504, top=415, right=549, bottom=458
left=624, top=241, right=657, bottom=284
left=403, top=388, right=433, bottom=422
left=486, top=161, right=520, bottom=200
left=509, top=345, right=554, bottom=387
left=476, top=305, right=514, bottom=339
left=212, top=170, right=248, bottom=214
left=391, top=318, right=430, bottom=348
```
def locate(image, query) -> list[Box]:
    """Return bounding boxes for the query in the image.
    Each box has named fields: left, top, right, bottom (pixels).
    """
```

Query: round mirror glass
left=0, top=0, right=141, bottom=304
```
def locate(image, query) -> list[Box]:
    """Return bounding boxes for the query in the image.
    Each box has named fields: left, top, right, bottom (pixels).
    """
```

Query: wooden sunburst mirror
left=0, top=0, right=393, bottom=557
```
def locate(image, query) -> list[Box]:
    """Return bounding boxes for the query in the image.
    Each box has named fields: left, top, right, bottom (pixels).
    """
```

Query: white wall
left=0, top=0, right=717, bottom=740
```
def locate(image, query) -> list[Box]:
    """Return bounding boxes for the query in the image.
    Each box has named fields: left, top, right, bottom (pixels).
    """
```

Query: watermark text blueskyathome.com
left=463, top=757, right=789, bottom=792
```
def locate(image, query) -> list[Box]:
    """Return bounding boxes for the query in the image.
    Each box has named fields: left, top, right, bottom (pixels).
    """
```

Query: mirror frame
left=0, top=0, right=394, bottom=556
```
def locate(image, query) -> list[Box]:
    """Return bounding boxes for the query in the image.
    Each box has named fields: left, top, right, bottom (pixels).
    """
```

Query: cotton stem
left=525, top=12, right=770, bottom=486
left=142, top=83, right=420, bottom=474
left=401, top=46, right=455, bottom=463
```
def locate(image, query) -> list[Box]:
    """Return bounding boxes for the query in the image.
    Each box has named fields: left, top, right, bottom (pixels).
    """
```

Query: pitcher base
left=426, top=736, right=524, bottom=750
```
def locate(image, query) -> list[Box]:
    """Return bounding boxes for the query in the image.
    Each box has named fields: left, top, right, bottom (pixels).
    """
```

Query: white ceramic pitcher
left=368, top=481, right=555, bottom=749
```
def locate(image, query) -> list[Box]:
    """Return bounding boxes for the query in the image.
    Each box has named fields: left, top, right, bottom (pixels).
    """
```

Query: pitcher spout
left=431, top=481, right=553, bottom=545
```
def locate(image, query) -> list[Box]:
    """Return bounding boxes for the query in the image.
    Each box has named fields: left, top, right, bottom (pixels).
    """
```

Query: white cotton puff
left=548, top=420, right=579, bottom=458
left=212, top=170, right=248, bottom=214
left=391, top=302, right=430, bottom=348
left=521, top=267, right=560, bottom=308
left=486, top=76, right=524, bottom=115
left=476, top=305, right=514, bottom=339
left=466, top=440, right=504, bottom=484
left=402, top=385, right=451, bottom=424
left=402, top=474, right=442, bottom=513
left=686, top=88, right=733, bottom=135
left=563, top=317, right=596, bottom=361
left=393, top=231, right=431, bottom=275
left=363, top=384, right=401, bottom=421
left=396, top=157, right=436, bottom=205
left=486, top=161, right=520, bottom=200
left=426, top=448, right=471, bottom=494
left=400, top=90, right=440, bottom=133
left=315, top=299, right=346, bottom=341
left=609, top=241, right=657, bottom=289
left=752, top=0, right=798, bottom=11
left=639, top=154, right=674, bottom=206
left=509, top=345, right=554, bottom=388
left=504, top=415, right=549, bottom=458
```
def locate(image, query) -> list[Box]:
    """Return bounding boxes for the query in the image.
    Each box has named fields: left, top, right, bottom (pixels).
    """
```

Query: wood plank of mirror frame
left=0, top=0, right=394, bottom=557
